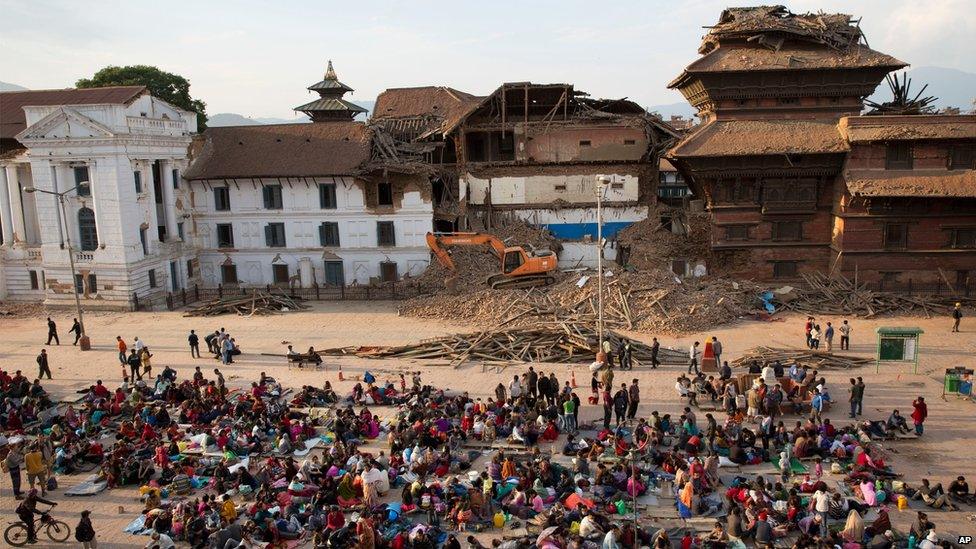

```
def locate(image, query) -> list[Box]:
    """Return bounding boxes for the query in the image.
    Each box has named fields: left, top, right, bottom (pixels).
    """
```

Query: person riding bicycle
left=16, top=488, right=57, bottom=543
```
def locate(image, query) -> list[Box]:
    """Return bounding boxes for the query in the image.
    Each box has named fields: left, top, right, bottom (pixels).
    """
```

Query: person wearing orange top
left=116, top=336, right=127, bottom=365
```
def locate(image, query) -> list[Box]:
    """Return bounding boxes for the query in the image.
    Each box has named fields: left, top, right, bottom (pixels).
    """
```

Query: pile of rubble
left=614, top=205, right=712, bottom=272
left=400, top=270, right=763, bottom=335
left=702, top=5, right=863, bottom=53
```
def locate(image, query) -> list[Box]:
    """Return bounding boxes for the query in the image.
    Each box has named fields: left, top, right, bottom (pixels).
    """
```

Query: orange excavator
left=426, top=231, right=558, bottom=289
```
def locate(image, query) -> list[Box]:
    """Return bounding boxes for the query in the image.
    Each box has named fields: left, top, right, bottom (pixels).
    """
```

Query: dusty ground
left=0, top=301, right=974, bottom=547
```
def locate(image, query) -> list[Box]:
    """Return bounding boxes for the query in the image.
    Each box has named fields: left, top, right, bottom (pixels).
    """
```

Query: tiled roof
left=0, top=86, right=146, bottom=139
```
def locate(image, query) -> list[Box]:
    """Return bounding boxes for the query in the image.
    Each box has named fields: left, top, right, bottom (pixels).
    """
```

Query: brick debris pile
left=614, top=205, right=712, bottom=272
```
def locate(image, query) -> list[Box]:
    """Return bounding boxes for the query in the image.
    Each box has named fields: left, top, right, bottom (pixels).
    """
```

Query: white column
left=142, top=161, right=160, bottom=248
left=88, top=160, right=106, bottom=248
left=54, top=164, right=77, bottom=246
left=0, top=166, right=13, bottom=246
left=160, top=160, right=179, bottom=241
left=5, top=165, right=26, bottom=246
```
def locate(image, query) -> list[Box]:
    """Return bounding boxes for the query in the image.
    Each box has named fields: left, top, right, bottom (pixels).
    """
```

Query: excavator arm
left=426, top=232, right=507, bottom=271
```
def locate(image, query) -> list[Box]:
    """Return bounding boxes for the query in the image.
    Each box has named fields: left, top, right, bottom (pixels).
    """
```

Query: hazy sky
left=2, top=0, right=974, bottom=119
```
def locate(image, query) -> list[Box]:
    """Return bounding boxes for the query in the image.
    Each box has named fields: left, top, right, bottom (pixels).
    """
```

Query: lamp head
left=596, top=175, right=611, bottom=185
left=24, top=186, right=36, bottom=193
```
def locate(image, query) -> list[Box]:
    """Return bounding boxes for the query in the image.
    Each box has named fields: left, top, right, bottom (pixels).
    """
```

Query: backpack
left=47, top=476, right=58, bottom=492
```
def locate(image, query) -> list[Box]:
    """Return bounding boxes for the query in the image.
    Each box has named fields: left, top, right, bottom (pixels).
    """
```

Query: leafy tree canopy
left=76, top=65, right=207, bottom=129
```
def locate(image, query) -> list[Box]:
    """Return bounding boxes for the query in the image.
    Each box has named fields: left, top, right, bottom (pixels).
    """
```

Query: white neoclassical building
left=0, top=86, right=198, bottom=307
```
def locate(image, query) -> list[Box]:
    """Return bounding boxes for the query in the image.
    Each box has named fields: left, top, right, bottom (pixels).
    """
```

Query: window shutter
left=265, top=225, right=273, bottom=247
left=319, top=224, right=327, bottom=246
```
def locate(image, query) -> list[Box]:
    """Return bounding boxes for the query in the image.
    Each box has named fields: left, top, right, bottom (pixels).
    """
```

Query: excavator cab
left=502, top=249, right=524, bottom=274
left=427, top=231, right=558, bottom=290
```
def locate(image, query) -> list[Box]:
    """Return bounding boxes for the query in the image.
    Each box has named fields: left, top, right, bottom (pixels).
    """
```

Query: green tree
left=76, top=65, right=207, bottom=130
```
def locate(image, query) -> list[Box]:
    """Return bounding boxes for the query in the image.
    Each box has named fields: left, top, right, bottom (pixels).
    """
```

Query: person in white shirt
left=133, top=336, right=145, bottom=353
left=146, top=531, right=176, bottom=549
left=689, top=341, right=701, bottom=375
left=579, top=512, right=603, bottom=539
left=509, top=375, right=522, bottom=399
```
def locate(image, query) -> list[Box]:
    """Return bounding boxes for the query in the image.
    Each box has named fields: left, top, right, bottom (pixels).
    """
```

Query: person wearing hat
left=918, top=531, right=940, bottom=549
left=75, top=510, right=97, bottom=548
left=952, top=303, right=963, bottom=332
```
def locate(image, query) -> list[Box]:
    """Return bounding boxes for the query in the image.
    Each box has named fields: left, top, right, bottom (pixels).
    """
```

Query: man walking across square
left=689, top=341, right=701, bottom=375
left=46, top=317, right=59, bottom=345
left=188, top=330, right=201, bottom=358
left=36, top=349, right=52, bottom=380
left=839, top=320, right=851, bottom=350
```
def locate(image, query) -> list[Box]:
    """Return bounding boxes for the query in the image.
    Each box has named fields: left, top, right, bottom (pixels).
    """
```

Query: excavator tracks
left=487, top=274, right=555, bottom=290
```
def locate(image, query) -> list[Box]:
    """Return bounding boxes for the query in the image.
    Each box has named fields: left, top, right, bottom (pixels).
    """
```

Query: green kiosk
left=875, top=327, right=923, bottom=373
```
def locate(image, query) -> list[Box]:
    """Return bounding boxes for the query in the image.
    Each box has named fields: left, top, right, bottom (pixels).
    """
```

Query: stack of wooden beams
left=317, top=325, right=686, bottom=368
left=183, top=291, right=307, bottom=317
left=774, top=272, right=974, bottom=318
left=730, top=346, right=874, bottom=370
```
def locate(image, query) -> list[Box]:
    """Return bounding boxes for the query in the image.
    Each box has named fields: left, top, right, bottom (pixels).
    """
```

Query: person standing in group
left=45, top=317, right=59, bottom=345
left=76, top=510, right=97, bottom=548
left=527, top=367, right=539, bottom=399
left=952, top=303, right=963, bottom=332
left=689, top=341, right=701, bottom=375
left=5, top=441, right=25, bottom=498
left=602, top=339, right=614, bottom=369
left=133, top=336, right=145, bottom=355
left=824, top=322, right=835, bottom=353
left=854, top=377, right=865, bottom=416
left=711, top=336, right=723, bottom=368
left=69, top=318, right=82, bottom=345
left=188, top=330, right=201, bottom=358
left=804, top=317, right=814, bottom=348
left=839, top=320, right=851, bottom=351
left=116, top=336, right=127, bottom=365
left=627, top=379, right=640, bottom=421
left=911, top=396, right=928, bottom=436
left=810, top=324, right=821, bottom=350
left=650, top=337, right=660, bottom=369
left=612, top=383, right=629, bottom=427
left=36, top=349, right=52, bottom=380
left=617, top=339, right=633, bottom=370
left=126, top=349, right=142, bottom=381
left=205, top=330, right=219, bottom=355
left=601, top=384, right=613, bottom=430
left=24, top=443, right=47, bottom=496
left=848, top=378, right=864, bottom=419
left=140, top=346, right=153, bottom=379
left=562, top=395, right=576, bottom=433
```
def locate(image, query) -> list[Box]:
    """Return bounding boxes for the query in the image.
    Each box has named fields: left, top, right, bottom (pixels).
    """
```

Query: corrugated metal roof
left=0, top=86, right=146, bottom=139
left=307, top=79, right=354, bottom=93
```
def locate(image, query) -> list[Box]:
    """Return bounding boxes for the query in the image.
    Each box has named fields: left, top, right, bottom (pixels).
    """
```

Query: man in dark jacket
left=188, top=330, right=201, bottom=358
left=613, top=384, right=629, bottom=426
left=46, top=317, right=59, bottom=345
left=17, top=489, right=57, bottom=543
left=36, top=349, right=52, bottom=380
left=127, top=349, right=143, bottom=381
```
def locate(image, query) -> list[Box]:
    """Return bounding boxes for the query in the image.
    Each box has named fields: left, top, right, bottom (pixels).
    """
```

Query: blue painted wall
left=542, top=221, right=635, bottom=239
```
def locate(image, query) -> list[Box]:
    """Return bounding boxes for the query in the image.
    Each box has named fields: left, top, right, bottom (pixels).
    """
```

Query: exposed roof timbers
left=701, top=5, right=865, bottom=54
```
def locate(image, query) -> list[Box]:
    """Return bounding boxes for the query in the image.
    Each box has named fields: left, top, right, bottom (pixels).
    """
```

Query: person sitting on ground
left=947, top=476, right=974, bottom=505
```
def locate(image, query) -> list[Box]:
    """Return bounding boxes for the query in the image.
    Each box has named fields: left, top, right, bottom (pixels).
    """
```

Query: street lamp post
left=596, top=176, right=611, bottom=350
left=25, top=183, right=91, bottom=351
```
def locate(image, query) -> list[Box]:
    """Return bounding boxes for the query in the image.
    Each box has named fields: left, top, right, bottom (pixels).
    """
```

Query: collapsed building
left=668, top=5, right=976, bottom=284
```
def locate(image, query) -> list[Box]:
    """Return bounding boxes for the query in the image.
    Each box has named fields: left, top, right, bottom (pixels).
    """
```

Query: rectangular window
left=186, top=259, right=194, bottom=278
left=885, top=142, right=913, bottom=170
left=949, top=228, right=976, bottom=249
left=157, top=225, right=167, bottom=242
left=377, top=221, right=395, bottom=246
left=177, top=222, right=184, bottom=241
left=883, top=223, right=908, bottom=249
left=377, top=182, right=393, bottom=206
left=134, top=170, right=143, bottom=194
left=148, top=269, right=157, bottom=288
left=777, top=97, right=799, bottom=105
left=324, top=261, right=344, bottom=286
left=152, top=162, right=163, bottom=205
left=264, top=222, right=286, bottom=247
left=610, top=181, right=624, bottom=190
left=771, top=221, right=803, bottom=241
left=29, top=270, right=39, bottom=290
left=273, top=264, right=289, bottom=285
left=213, top=187, right=231, bottom=211
left=623, top=139, right=636, bottom=145
left=380, top=261, right=398, bottom=283
left=949, top=144, right=975, bottom=170
left=725, top=225, right=750, bottom=240
left=319, top=183, right=337, bottom=209
left=73, top=166, right=91, bottom=196
left=216, top=223, right=235, bottom=248
left=772, top=261, right=799, bottom=278
left=262, top=184, right=283, bottom=209
left=554, top=183, right=567, bottom=192
left=139, top=228, right=149, bottom=255
left=170, top=261, right=180, bottom=292
left=88, top=273, right=97, bottom=294
left=579, top=140, right=592, bottom=147
left=75, top=274, right=84, bottom=293
left=319, top=222, right=340, bottom=247
left=172, top=168, right=180, bottom=189
left=221, top=264, right=238, bottom=284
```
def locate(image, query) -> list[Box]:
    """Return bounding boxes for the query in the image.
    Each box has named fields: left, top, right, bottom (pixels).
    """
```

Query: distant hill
left=208, top=100, right=375, bottom=127
left=869, top=66, right=976, bottom=111
left=646, top=101, right=696, bottom=119
left=0, top=81, right=29, bottom=92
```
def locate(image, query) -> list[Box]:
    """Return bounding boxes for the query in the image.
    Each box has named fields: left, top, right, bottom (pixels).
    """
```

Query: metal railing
left=132, top=282, right=427, bottom=312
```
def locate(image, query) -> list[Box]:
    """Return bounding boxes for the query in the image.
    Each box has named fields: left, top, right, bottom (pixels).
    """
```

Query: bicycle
left=4, top=507, right=71, bottom=547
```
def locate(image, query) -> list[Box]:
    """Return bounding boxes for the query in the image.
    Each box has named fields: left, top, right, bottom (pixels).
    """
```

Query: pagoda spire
left=325, top=60, right=337, bottom=81
left=295, top=60, right=367, bottom=122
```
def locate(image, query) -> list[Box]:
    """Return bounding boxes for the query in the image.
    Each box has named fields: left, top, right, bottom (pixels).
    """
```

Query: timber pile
left=318, top=325, right=686, bottom=367
left=773, top=272, right=974, bottom=318
left=183, top=291, right=307, bottom=317
left=731, top=346, right=873, bottom=370
left=615, top=206, right=712, bottom=272
left=400, top=270, right=763, bottom=335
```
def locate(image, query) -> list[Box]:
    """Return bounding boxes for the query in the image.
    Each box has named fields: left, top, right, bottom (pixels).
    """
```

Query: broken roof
left=183, top=122, right=368, bottom=180
left=845, top=169, right=976, bottom=198
left=670, top=119, right=848, bottom=158
left=680, top=43, right=904, bottom=74
left=371, top=86, right=483, bottom=138
left=700, top=5, right=863, bottom=54
left=0, top=86, right=146, bottom=140
left=839, top=114, right=976, bottom=142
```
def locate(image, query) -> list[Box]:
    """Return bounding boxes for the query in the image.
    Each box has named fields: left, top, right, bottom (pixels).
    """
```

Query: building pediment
left=15, top=107, right=115, bottom=142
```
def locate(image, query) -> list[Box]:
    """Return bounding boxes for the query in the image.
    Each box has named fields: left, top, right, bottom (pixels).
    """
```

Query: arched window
left=78, top=207, right=98, bottom=251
